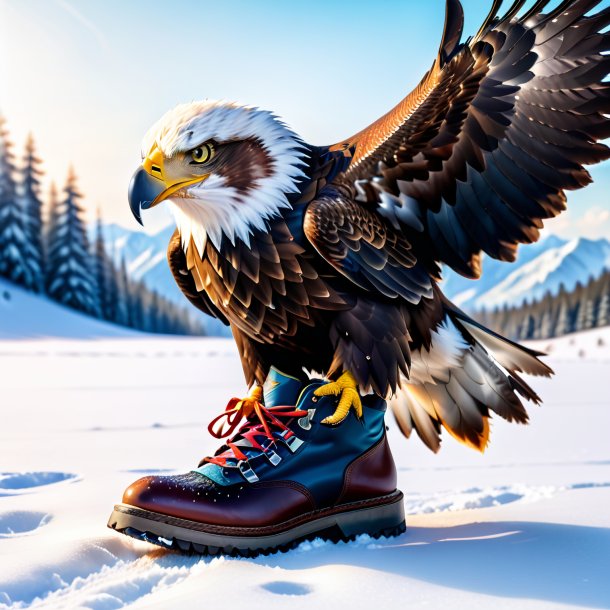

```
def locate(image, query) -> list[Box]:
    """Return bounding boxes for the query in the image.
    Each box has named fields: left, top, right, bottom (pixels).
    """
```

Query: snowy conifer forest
left=0, top=115, right=204, bottom=336
left=477, top=270, right=610, bottom=342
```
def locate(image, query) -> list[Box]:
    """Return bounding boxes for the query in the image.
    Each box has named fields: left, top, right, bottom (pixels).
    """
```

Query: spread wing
left=330, top=0, right=610, bottom=278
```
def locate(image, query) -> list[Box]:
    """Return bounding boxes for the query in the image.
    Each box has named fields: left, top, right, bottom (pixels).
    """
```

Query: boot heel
left=334, top=491, right=406, bottom=539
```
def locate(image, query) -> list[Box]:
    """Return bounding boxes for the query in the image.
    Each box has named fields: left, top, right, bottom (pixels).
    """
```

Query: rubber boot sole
left=107, top=489, right=406, bottom=557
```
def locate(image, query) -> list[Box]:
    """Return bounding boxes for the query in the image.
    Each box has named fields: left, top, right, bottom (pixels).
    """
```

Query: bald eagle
left=128, top=0, right=610, bottom=452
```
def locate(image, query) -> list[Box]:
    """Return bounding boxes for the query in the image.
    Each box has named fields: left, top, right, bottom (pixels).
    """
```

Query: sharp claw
left=314, top=384, right=338, bottom=397
left=317, top=371, right=362, bottom=426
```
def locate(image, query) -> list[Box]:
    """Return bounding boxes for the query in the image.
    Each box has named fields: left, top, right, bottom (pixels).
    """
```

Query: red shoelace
left=204, top=397, right=308, bottom=466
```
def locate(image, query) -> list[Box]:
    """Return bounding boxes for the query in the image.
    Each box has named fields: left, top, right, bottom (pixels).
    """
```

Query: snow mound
left=0, top=279, right=138, bottom=340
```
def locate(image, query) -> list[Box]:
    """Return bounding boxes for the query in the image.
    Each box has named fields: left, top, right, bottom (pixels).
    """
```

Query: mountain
left=441, top=235, right=610, bottom=310
left=99, top=222, right=610, bottom=330
left=99, top=223, right=231, bottom=337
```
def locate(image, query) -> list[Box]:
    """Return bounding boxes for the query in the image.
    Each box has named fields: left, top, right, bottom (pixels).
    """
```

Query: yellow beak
left=142, top=144, right=165, bottom=179
left=140, top=144, right=209, bottom=208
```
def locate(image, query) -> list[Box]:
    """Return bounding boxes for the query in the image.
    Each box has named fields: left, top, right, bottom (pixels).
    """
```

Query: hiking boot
left=107, top=367, right=405, bottom=556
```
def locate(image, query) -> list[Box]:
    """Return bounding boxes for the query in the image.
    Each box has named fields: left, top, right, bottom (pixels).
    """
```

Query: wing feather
left=328, top=0, right=610, bottom=277
left=303, top=186, right=434, bottom=306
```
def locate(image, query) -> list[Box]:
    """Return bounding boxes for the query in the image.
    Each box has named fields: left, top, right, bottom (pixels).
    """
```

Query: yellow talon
left=315, top=370, right=363, bottom=425
left=235, top=385, right=263, bottom=418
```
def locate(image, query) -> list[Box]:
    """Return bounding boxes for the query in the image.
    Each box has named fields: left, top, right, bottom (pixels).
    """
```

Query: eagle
left=128, top=0, right=610, bottom=453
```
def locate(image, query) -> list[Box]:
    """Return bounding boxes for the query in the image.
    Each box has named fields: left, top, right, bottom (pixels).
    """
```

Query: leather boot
left=108, top=367, right=405, bottom=556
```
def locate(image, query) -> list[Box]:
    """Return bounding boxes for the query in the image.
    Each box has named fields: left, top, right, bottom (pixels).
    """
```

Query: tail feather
left=467, top=343, right=529, bottom=423
left=451, top=313, right=553, bottom=377
left=391, top=305, right=553, bottom=453
left=508, top=369, right=543, bottom=405
left=391, top=388, right=442, bottom=453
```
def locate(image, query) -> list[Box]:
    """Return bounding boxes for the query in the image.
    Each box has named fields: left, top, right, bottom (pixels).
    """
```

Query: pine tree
left=538, top=292, right=553, bottom=337
left=115, top=256, right=130, bottom=326
left=0, top=116, right=37, bottom=289
left=108, top=242, right=122, bottom=324
left=149, top=291, right=161, bottom=333
left=129, top=280, right=146, bottom=331
left=19, top=134, right=44, bottom=292
left=598, top=276, right=610, bottom=328
left=44, top=182, right=60, bottom=288
left=555, top=299, right=570, bottom=336
left=46, top=167, right=99, bottom=316
left=576, top=286, right=595, bottom=332
left=539, top=309, right=552, bottom=339
left=503, top=307, right=519, bottom=340
left=93, top=210, right=116, bottom=321
left=93, top=211, right=106, bottom=317
left=523, top=314, right=536, bottom=340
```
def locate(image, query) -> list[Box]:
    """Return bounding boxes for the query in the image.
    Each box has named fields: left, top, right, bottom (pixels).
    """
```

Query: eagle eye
left=190, top=142, right=215, bottom=164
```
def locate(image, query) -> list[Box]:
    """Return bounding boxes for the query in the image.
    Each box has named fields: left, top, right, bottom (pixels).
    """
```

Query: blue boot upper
left=194, top=367, right=388, bottom=508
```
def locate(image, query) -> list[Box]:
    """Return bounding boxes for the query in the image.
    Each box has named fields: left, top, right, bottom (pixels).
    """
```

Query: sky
left=0, top=0, right=609, bottom=239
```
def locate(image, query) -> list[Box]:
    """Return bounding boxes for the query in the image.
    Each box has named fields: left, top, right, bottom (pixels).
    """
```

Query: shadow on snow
left=259, top=520, right=610, bottom=609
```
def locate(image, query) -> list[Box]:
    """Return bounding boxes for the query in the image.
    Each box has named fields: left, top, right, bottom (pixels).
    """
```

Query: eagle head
left=128, top=100, right=307, bottom=255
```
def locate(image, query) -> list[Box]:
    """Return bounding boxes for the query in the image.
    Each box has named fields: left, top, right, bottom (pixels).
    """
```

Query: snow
left=478, top=238, right=610, bottom=309
left=1, top=323, right=609, bottom=609
left=449, top=287, right=477, bottom=308
left=95, top=224, right=175, bottom=292
left=0, top=279, right=137, bottom=339
left=528, top=324, right=610, bottom=363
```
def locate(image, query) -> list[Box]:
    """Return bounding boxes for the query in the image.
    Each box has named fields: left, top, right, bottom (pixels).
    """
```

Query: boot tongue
left=263, top=367, right=304, bottom=407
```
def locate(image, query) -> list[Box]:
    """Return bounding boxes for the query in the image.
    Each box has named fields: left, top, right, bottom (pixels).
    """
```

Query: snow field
left=0, top=329, right=609, bottom=609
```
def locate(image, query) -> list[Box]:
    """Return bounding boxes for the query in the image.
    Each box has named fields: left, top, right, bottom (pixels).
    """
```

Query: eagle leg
left=315, top=371, right=363, bottom=426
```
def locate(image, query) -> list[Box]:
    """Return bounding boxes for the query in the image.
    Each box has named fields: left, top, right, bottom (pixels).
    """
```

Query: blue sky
left=0, top=0, right=609, bottom=238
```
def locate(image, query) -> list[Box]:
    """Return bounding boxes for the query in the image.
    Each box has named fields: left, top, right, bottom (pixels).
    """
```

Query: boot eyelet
left=284, top=434, right=304, bottom=452
left=265, top=449, right=282, bottom=466
left=238, top=460, right=260, bottom=483
left=298, top=408, right=316, bottom=430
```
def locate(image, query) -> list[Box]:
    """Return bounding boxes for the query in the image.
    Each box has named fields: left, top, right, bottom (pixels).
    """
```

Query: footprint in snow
left=0, top=511, right=51, bottom=537
left=260, top=581, right=312, bottom=596
left=568, top=481, right=610, bottom=490
left=123, top=468, right=176, bottom=474
left=0, top=471, right=78, bottom=494
left=403, top=484, right=557, bottom=515
left=403, top=482, right=610, bottom=515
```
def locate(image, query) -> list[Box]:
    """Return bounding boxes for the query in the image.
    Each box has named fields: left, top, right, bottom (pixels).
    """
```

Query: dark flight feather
left=328, top=0, right=610, bottom=278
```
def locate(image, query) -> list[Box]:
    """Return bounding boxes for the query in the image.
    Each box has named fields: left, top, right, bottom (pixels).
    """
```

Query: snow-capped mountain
left=100, top=222, right=610, bottom=328
left=99, top=223, right=231, bottom=336
left=441, top=235, right=610, bottom=310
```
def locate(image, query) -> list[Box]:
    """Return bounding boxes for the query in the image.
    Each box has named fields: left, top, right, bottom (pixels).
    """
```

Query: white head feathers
left=141, top=100, right=308, bottom=255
